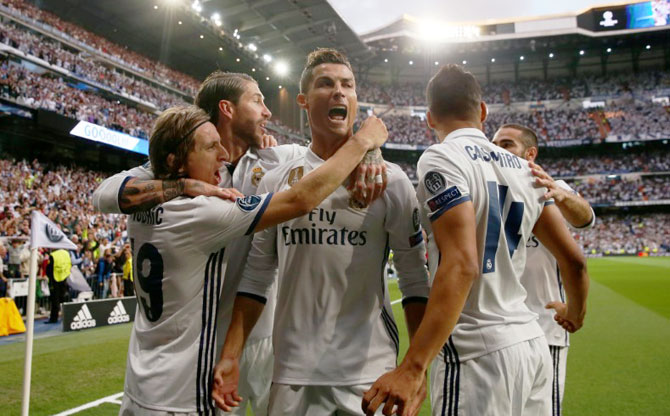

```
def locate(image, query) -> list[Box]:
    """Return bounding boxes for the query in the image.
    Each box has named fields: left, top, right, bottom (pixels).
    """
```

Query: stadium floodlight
left=491, top=58, right=495, bottom=63
left=219, top=47, right=223, bottom=51
left=549, top=52, right=554, bottom=58
left=199, top=35, right=204, bottom=39
left=191, top=1, right=202, bottom=13
left=211, top=13, right=222, bottom=27
left=607, top=48, right=612, bottom=53
left=252, top=68, right=256, bottom=72
left=434, top=61, right=439, bottom=66
left=178, top=21, right=182, bottom=25
left=646, top=44, right=651, bottom=50
left=579, top=50, right=585, bottom=55
left=279, top=85, right=283, bottom=89
left=415, top=18, right=480, bottom=43
left=520, top=56, right=524, bottom=61
left=248, top=43, right=258, bottom=52
left=384, top=58, right=388, bottom=63
left=409, top=60, right=414, bottom=65
left=462, top=60, right=467, bottom=65
left=154, top=5, right=158, bottom=10
left=274, top=61, right=289, bottom=76
left=236, top=58, right=240, bottom=62
left=263, top=54, right=273, bottom=63
left=266, top=76, right=270, bottom=81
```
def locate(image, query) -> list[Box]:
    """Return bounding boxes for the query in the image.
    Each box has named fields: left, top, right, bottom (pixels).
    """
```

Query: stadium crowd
left=358, top=71, right=670, bottom=106
left=577, top=213, right=670, bottom=255
left=570, top=175, right=670, bottom=205
left=0, top=157, right=130, bottom=302
left=2, top=0, right=200, bottom=96
left=537, top=150, right=670, bottom=177
left=0, top=20, right=187, bottom=110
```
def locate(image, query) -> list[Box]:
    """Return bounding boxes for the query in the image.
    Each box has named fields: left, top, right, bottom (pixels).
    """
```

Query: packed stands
left=577, top=213, right=670, bottom=255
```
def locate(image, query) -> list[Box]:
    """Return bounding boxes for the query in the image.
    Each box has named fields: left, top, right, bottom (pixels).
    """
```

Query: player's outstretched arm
left=212, top=295, right=265, bottom=411
left=93, top=166, right=241, bottom=214
left=530, top=161, right=593, bottom=228
left=363, top=202, right=478, bottom=416
left=533, top=203, right=589, bottom=333
left=251, top=116, right=387, bottom=232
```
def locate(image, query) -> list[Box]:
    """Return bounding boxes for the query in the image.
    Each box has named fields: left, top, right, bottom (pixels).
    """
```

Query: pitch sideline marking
left=52, top=392, right=123, bottom=415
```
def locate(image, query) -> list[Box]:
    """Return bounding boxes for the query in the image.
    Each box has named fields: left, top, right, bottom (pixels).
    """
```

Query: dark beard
left=232, top=118, right=261, bottom=148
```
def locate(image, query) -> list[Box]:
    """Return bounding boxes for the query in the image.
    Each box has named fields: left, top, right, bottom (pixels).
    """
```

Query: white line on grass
left=52, top=392, right=123, bottom=415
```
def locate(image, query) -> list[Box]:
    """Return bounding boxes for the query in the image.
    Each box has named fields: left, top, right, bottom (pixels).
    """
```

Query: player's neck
left=217, top=123, right=249, bottom=166
left=435, top=120, right=483, bottom=141
left=310, top=132, right=349, bottom=160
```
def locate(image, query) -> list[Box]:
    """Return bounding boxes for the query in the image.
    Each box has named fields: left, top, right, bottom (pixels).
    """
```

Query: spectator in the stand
left=0, top=242, right=7, bottom=297
left=121, top=244, right=133, bottom=297
left=7, top=238, right=23, bottom=278
left=95, top=249, right=114, bottom=299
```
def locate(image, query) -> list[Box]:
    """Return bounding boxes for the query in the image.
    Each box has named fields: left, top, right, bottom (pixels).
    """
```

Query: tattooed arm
left=92, top=165, right=242, bottom=215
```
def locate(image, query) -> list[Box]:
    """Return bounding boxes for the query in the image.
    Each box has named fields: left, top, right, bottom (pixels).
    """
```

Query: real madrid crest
left=251, top=167, right=265, bottom=187
left=288, top=166, right=304, bottom=187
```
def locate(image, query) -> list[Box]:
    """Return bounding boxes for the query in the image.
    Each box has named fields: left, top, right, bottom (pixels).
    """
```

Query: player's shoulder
left=258, top=155, right=306, bottom=191
left=384, top=161, right=414, bottom=191
left=256, top=144, right=307, bottom=163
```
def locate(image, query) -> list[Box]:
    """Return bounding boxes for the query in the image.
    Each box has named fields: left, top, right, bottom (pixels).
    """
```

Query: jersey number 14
left=482, top=182, right=525, bottom=274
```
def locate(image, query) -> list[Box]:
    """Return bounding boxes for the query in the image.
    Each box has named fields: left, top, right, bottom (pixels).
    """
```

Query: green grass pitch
left=2, top=257, right=669, bottom=415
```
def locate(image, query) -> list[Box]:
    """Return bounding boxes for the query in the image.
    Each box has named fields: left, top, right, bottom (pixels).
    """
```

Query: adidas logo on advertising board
left=108, top=300, right=130, bottom=324
left=70, top=304, right=96, bottom=330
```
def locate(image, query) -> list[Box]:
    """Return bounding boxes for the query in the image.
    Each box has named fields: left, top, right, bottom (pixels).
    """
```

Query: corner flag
left=29, top=210, right=76, bottom=250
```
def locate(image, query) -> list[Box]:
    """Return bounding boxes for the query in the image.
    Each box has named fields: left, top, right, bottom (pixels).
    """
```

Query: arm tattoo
left=362, top=148, right=384, bottom=164
left=162, top=179, right=184, bottom=202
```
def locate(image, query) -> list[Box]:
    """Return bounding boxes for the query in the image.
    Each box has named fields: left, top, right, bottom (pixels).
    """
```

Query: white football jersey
left=522, top=180, right=595, bottom=347
left=124, top=192, right=273, bottom=413
left=92, top=144, right=305, bottom=347
left=238, top=147, right=430, bottom=386
left=417, top=128, right=547, bottom=362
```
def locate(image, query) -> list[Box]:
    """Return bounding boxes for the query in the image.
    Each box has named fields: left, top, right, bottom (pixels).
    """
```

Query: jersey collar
left=442, top=128, right=488, bottom=143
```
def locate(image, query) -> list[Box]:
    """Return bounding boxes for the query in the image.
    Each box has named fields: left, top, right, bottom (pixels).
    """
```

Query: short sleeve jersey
left=124, top=192, right=272, bottom=413
left=522, top=180, right=595, bottom=347
left=238, top=147, right=430, bottom=385
left=416, top=128, right=546, bottom=362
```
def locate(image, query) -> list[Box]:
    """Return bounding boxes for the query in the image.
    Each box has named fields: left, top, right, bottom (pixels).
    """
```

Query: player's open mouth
left=328, top=106, right=347, bottom=122
left=259, top=122, right=267, bottom=134
left=215, top=170, right=221, bottom=183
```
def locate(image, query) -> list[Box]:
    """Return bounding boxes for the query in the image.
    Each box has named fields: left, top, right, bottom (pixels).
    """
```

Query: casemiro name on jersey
left=465, top=144, right=523, bottom=169
left=281, top=207, right=367, bottom=246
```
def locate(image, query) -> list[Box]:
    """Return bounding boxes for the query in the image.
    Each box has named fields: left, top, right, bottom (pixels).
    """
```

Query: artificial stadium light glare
left=607, top=48, right=612, bottom=53
left=248, top=43, right=257, bottom=51
left=263, top=54, right=272, bottom=63
left=178, top=21, right=182, bottom=25
left=384, top=58, right=388, bottom=63
left=191, top=1, right=202, bottom=13
left=579, top=50, right=585, bottom=55
left=199, top=35, right=204, bottom=39
left=549, top=52, right=554, bottom=58
left=415, top=19, right=480, bottom=43
left=266, top=76, right=270, bottom=80
left=219, top=47, right=223, bottom=51
left=409, top=60, right=414, bottom=65
left=275, top=61, right=289, bottom=76
left=519, top=56, right=524, bottom=61
left=279, top=85, right=283, bottom=89
left=154, top=5, right=158, bottom=10
left=491, top=58, right=495, bottom=63
left=236, top=58, right=240, bottom=62
left=252, top=68, right=256, bottom=72
left=646, top=44, right=651, bottom=50
left=462, top=60, right=467, bottom=65
left=434, top=61, right=439, bottom=66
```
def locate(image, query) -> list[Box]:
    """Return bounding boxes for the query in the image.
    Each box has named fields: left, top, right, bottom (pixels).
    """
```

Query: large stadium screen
left=578, top=1, right=670, bottom=31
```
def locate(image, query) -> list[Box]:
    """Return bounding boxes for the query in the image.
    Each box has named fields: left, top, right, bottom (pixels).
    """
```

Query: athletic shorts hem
left=123, top=391, right=197, bottom=413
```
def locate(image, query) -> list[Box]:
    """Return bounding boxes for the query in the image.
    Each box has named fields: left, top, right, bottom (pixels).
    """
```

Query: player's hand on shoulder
left=212, top=357, right=242, bottom=411
left=348, top=148, right=388, bottom=208
left=259, top=134, right=278, bottom=149
left=184, top=178, right=243, bottom=201
left=353, top=115, right=388, bottom=150
left=546, top=301, right=584, bottom=333
left=530, top=161, right=567, bottom=203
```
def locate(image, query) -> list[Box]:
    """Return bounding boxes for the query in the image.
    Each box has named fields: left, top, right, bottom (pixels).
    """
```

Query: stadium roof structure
left=32, top=0, right=373, bottom=84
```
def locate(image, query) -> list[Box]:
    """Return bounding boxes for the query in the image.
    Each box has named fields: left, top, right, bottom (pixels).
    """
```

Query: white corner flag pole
left=21, top=247, right=39, bottom=416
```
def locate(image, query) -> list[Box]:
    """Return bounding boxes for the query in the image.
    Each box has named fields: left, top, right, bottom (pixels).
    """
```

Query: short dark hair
left=149, top=105, right=210, bottom=179
left=195, top=71, right=256, bottom=125
left=426, top=64, right=482, bottom=122
left=300, top=48, right=353, bottom=93
left=498, top=123, right=539, bottom=149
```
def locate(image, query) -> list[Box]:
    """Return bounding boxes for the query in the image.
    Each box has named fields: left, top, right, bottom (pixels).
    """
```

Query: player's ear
left=426, top=110, right=436, bottom=129
left=296, top=93, right=307, bottom=110
left=218, top=100, right=234, bottom=121
left=480, top=101, right=488, bottom=123
left=525, top=146, right=538, bottom=163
